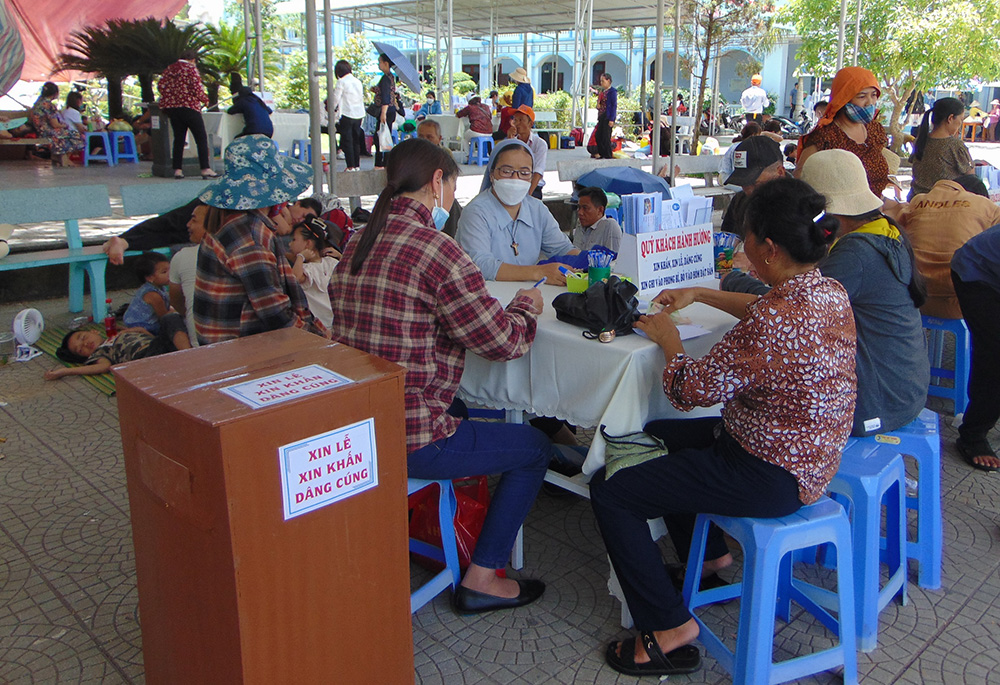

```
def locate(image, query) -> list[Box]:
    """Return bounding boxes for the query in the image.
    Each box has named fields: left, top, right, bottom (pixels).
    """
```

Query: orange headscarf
left=800, top=66, right=881, bottom=152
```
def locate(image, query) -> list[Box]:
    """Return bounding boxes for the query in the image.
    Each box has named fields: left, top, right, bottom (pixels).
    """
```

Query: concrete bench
left=0, top=138, right=51, bottom=146
left=120, top=180, right=211, bottom=218
left=557, top=158, right=644, bottom=183
left=674, top=154, right=724, bottom=187
left=0, top=184, right=113, bottom=319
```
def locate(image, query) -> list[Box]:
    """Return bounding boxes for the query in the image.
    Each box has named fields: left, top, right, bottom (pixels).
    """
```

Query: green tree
left=202, top=22, right=281, bottom=109
left=272, top=51, right=312, bottom=110
left=334, top=33, right=376, bottom=91
left=781, top=0, right=1000, bottom=151
left=55, top=25, right=131, bottom=118
left=682, top=0, right=779, bottom=150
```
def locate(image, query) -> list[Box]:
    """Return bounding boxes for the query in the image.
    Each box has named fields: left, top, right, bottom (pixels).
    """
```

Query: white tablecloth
left=201, top=112, right=311, bottom=157
left=458, top=280, right=738, bottom=476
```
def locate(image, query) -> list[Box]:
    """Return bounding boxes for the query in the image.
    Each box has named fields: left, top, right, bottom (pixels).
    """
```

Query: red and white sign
left=277, top=418, right=378, bottom=520
left=616, top=222, right=716, bottom=296
left=220, top=364, right=352, bottom=409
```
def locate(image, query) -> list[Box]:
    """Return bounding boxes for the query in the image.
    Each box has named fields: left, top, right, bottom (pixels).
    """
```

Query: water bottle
left=104, top=298, right=117, bottom=337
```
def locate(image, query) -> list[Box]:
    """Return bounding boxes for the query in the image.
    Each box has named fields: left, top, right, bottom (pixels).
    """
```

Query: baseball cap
left=726, top=137, right=783, bottom=187
left=509, top=105, right=535, bottom=123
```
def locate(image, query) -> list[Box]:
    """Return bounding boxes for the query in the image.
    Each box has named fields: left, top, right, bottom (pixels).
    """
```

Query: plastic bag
left=377, top=122, right=394, bottom=151
left=409, top=476, right=490, bottom=572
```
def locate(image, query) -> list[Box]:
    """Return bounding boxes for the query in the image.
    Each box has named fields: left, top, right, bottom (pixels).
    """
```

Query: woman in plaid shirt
left=329, top=138, right=553, bottom=615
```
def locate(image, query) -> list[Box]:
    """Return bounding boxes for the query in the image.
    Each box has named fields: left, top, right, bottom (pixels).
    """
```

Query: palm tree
left=108, top=18, right=213, bottom=103
left=55, top=25, right=131, bottom=118
left=201, top=23, right=280, bottom=110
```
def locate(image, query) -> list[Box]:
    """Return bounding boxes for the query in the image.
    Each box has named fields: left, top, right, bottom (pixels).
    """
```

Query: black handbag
left=551, top=275, right=640, bottom=341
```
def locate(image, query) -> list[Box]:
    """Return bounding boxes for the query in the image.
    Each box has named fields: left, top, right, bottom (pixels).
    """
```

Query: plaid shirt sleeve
left=434, top=255, right=537, bottom=362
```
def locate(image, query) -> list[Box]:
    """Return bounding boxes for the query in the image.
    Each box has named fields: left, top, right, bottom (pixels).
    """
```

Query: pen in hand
left=532, top=277, right=547, bottom=288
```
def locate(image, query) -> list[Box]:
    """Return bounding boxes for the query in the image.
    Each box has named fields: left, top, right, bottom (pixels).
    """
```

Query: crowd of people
left=33, top=59, right=1000, bottom=679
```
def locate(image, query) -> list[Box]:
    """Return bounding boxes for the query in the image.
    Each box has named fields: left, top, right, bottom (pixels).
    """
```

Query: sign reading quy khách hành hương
left=277, top=417, right=379, bottom=520
left=615, top=222, right=716, bottom=296
left=219, top=364, right=353, bottom=410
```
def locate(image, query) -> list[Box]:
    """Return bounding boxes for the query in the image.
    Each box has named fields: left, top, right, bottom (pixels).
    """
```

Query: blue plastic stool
left=467, top=136, right=494, bottom=165
left=83, top=131, right=115, bottom=166
left=825, top=442, right=908, bottom=651
left=290, top=139, right=311, bottom=163
left=923, top=315, right=970, bottom=415
left=685, top=497, right=858, bottom=685
left=110, top=131, right=139, bottom=163
left=407, top=479, right=461, bottom=613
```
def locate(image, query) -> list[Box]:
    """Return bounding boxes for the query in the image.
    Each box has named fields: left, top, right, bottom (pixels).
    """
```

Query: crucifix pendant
left=511, top=240, right=519, bottom=256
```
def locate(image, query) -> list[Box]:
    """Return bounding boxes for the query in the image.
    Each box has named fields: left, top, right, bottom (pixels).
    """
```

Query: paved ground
left=2, top=144, right=1000, bottom=684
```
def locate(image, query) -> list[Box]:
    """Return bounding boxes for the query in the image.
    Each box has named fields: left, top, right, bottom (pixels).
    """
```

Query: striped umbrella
left=0, top=0, right=25, bottom=98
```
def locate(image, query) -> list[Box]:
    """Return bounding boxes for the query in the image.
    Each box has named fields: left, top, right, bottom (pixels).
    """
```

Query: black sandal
left=957, top=439, right=1000, bottom=472
left=605, top=632, right=701, bottom=676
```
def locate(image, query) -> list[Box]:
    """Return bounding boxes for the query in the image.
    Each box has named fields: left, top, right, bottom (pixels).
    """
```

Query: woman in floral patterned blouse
left=157, top=49, right=218, bottom=179
left=591, top=177, right=858, bottom=678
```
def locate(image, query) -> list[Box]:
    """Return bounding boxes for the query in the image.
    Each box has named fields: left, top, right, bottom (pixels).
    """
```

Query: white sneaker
left=336, top=150, right=345, bottom=159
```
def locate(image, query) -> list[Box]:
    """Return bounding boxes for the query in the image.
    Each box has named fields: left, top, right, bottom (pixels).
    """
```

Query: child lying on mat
left=44, top=312, right=191, bottom=380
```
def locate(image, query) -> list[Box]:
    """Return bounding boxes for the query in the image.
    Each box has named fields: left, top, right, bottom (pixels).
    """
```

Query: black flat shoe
left=452, top=579, right=545, bottom=614
left=668, top=564, right=731, bottom=594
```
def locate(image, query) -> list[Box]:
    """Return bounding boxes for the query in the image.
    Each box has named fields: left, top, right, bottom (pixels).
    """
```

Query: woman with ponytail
left=590, top=177, right=857, bottom=678
left=908, top=97, right=973, bottom=199
left=795, top=66, right=890, bottom=196
left=329, top=137, right=553, bottom=615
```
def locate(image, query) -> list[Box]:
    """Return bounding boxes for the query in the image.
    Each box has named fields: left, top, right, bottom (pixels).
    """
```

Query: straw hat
left=509, top=67, right=531, bottom=84
left=800, top=149, right=883, bottom=216
left=199, top=135, right=312, bottom=211
left=0, top=223, right=13, bottom=259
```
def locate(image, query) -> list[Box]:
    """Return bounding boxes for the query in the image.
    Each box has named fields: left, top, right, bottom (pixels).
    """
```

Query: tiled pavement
left=2, top=291, right=1000, bottom=684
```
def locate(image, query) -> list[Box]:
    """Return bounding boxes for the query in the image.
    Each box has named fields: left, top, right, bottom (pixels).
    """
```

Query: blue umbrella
left=372, top=42, right=422, bottom=94
left=577, top=167, right=672, bottom=200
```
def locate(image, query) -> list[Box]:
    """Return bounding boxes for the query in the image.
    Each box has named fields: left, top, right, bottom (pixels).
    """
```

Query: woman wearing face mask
left=423, top=90, right=443, bottom=115
left=795, top=66, right=890, bottom=196
left=907, top=97, right=973, bottom=200
left=457, top=139, right=579, bottom=286
left=328, top=137, right=553, bottom=614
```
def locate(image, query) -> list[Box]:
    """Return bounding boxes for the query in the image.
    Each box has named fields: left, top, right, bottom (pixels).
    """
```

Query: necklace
left=506, top=222, right=519, bottom=256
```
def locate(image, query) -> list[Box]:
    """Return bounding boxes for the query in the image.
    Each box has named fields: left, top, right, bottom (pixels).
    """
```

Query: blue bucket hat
left=199, top=135, right=313, bottom=210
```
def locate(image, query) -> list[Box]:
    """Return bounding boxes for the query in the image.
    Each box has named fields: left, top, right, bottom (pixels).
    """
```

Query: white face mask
left=493, top=178, right=531, bottom=206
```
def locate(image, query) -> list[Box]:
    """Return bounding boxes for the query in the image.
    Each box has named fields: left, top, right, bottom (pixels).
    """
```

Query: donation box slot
left=114, top=328, right=412, bottom=684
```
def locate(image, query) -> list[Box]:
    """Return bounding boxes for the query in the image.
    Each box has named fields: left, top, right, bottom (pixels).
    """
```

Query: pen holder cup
left=588, top=267, right=611, bottom=289
left=566, top=272, right=590, bottom=293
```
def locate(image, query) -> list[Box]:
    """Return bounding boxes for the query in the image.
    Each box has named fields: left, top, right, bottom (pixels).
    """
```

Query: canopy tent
left=5, top=0, right=187, bottom=82
left=300, top=0, right=687, bottom=194
left=0, top=0, right=24, bottom=97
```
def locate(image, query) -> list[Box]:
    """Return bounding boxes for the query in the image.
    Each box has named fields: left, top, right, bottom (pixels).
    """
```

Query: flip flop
left=957, top=439, right=1000, bottom=472
left=605, top=633, right=701, bottom=677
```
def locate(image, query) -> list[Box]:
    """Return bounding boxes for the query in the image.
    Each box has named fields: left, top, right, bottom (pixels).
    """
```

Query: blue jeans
left=590, top=417, right=802, bottom=631
left=408, top=418, right=551, bottom=570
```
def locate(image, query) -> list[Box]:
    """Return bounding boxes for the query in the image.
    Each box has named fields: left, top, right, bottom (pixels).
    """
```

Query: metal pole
left=243, top=0, right=253, bottom=84
left=582, top=0, right=593, bottom=135
left=640, top=26, right=647, bottom=127
left=570, top=0, right=582, bottom=127
left=434, top=0, right=441, bottom=101
left=552, top=32, right=559, bottom=93
left=447, top=0, right=454, bottom=111
left=836, top=0, right=847, bottom=70
left=489, top=2, right=495, bottom=89
left=852, top=0, right=862, bottom=66
left=304, top=0, right=324, bottom=192
left=323, top=0, right=335, bottom=193
left=253, top=0, right=265, bottom=93
left=651, top=0, right=664, bottom=171
left=670, top=0, right=680, bottom=183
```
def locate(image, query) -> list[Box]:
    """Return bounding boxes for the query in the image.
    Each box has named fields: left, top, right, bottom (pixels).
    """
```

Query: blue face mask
left=843, top=102, right=877, bottom=124
left=432, top=204, right=450, bottom=230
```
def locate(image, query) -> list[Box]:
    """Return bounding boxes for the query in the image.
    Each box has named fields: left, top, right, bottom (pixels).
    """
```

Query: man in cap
left=506, top=105, right=548, bottom=198
left=510, top=67, right=534, bottom=109
left=720, top=136, right=785, bottom=236
left=740, top=74, right=769, bottom=123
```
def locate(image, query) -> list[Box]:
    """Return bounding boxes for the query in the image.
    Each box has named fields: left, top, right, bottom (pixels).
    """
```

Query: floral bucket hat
left=199, top=135, right=313, bottom=210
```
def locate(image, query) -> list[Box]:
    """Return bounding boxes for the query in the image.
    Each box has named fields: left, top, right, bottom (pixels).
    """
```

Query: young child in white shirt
left=289, top=217, right=339, bottom=328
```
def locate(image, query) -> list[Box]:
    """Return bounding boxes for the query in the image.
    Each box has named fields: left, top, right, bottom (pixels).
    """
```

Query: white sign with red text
left=220, top=364, right=353, bottom=409
left=277, top=418, right=379, bottom=520
left=615, top=222, right=715, bottom=296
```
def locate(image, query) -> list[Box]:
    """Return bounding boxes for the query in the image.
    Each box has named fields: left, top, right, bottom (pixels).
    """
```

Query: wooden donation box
left=114, top=328, right=413, bottom=684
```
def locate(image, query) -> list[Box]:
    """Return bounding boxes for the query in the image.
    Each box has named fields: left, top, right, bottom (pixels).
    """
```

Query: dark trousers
left=596, top=115, right=614, bottom=159
left=120, top=198, right=201, bottom=251
left=164, top=107, right=210, bottom=170
left=373, top=109, right=397, bottom=167
left=337, top=116, right=363, bottom=169
left=953, top=271, right=1000, bottom=445
left=589, top=417, right=802, bottom=631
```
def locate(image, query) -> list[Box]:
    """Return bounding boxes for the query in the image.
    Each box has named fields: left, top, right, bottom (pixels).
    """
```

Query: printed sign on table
left=277, top=418, right=379, bottom=520
left=616, top=222, right=716, bottom=296
left=220, top=364, right=352, bottom=410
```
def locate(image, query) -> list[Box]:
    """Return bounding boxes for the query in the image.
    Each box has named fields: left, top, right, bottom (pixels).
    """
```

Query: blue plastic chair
left=110, top=131, right=139, bottom=164
left=407, top=479, right=461, bottom=613
left=684, top=497, right=858, bottom=685
left=825, top=442, right=908, bottom=651
left=467, top=136, right=494, bottom=166
left=83, top=131, right=115, bottom=166
left=290, top=139, right=311, bottom=163
left=923, top=315, right=970, bottom=415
